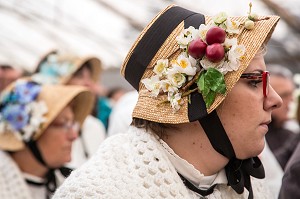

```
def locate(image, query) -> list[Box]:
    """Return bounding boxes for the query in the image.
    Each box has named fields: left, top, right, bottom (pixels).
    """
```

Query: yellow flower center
left=231, top=20, right=238, bottom=29
left=173, top=73, right=184, bottom=84
left=155, top=63, right=165, bottom=73
left=179, top=60, right=188, bottom=69
left=165, top=84, right=170, bottom=91
left=154, top=83, right=160, bottom=90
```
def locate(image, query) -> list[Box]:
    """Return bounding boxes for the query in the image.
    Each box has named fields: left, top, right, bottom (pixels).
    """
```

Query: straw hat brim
left=35, top=50, right=102, bottom=84
left=60, top=56, right=102, bottom=84
left=0, top=84, right=94, bottom=151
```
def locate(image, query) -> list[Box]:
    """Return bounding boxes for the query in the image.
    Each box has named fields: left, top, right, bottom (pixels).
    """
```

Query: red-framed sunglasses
left=240, top=71, right=269, bottom=97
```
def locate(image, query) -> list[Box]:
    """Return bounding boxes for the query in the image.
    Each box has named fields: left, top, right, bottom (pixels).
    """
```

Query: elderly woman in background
left=31, top=52, right=106, bottom=168
left=0, top=79, right=93, bottom=199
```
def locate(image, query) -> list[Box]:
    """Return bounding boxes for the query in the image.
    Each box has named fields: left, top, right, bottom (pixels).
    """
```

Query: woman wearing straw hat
left=53, top=4, right=282, bottom=199
left=32, top=51, right=107, bottom=168
left=0, top=79, right=94, bottom=199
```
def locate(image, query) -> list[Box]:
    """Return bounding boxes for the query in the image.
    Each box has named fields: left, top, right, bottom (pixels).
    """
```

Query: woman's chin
left=236, top=143, right=265, bottom=159
left=64, top=156, right=72, bottom=163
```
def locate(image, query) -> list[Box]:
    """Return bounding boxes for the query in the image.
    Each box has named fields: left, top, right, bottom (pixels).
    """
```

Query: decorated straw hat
left=0, top=79, right=94, bottom=151
left=33, top=50, right=102, bottom=84
left=121, top=4, right=279, bottom=124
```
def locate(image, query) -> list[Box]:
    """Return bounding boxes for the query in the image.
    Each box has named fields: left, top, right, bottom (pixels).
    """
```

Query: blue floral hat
left=32, top=50, right=102, bottom=85
left=121, top=4, right=279, bottom=124
left=0, top=79, right=94, bottom=151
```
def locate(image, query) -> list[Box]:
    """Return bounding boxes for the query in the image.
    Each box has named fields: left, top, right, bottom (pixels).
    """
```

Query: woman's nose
left=68, top=130, right=79, bottom=141
left=264, top=85, right=283, bottom=111
left=67, top=124, right=80, bottom=141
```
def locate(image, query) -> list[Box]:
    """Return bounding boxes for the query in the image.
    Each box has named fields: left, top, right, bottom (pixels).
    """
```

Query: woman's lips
left=260, top=120, right=271, bottom=132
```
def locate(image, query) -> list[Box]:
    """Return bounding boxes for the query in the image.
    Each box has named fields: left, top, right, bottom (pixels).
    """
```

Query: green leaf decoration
left=198, top=71, right=205, bottom=91
left=205, top=91, right=217, bottom=108
left=197, top=68, right=226, bottom=108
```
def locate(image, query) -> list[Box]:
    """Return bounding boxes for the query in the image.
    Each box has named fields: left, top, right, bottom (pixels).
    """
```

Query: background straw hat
left=0, top=80, right=94, bottom=151
left=34, top=50, right=102, bottom=84
left=34, top=49, right=58, bottom=73
left=121, top=4, right=280, bottom=124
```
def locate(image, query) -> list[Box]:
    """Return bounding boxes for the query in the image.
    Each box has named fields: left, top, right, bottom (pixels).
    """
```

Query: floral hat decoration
left=32, top=50, right=102, bottom=85
left=0, top=79, right=94, bottom=151
left=121, top=4, right=279, bottom=124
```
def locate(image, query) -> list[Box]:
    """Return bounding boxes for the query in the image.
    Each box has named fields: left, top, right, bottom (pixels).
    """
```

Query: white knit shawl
left=53, top=126, right=273, bottom=199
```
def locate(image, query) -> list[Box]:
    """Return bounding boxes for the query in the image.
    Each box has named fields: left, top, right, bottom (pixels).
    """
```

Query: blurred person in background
left=0, top=64, right=25, bottom=93
left=259, top=141, right=283, bottom=198
left=279, top=95, right=300, bottom=198
left=265, top=64, right=298, bottom=168
left=31, top=50, right=106, bottom=168
left=107, top=90, right=138, bottom=137
left=97, top=86, right=128, bottom=132
left=94, top=87, right=114, bottom=130
left=0, top=79, right=93, bottom=199
left=106, top=87, right=127, bottom=107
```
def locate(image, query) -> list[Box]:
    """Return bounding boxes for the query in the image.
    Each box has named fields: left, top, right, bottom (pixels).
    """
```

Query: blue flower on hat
left=0, top=80, right=48, bottom=141
left=40, top=62, right=60, bottom=77
left=1, top=81, right=41, bottom=105
left=2, top=104, right=29, bottom=131
left=14, top=82, right=41, bottom=104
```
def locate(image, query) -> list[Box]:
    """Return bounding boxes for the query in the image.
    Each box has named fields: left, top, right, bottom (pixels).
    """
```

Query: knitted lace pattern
left=53, top=126, right=272, bottom=199
left=0, top=150, right=67, bottom=199
left=0, top=151, right=33, bottom=199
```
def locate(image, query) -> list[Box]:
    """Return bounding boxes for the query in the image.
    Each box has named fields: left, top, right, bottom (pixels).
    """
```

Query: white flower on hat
left=225, top=19, right=240, bottom=34
left=200, top=57, right=225, bottom=73
left=188, top=55, right=197, bottom=68
left=22, top=124, right=35, bottom=141
left=198, top=24, right=211, bottom=43
left=161, top=79, right=178, bottom=93
left=171, top=54, right=197, bottom=76
left=141, top=75, right=161, bottom=97
left=29, top=101, right=48, bottom=125
left=167, top=69, right=186, bottom=88
left=176, top=26, right=198, bottom=49
left=224, top=44, right=246, bottom=72
left=224, top=38, right=238, bottom=49
left=213, top=12, right=228, bottom=25
left=153, top=59, right=168, bottom=77
left=168, top=92, right=183, bottom=112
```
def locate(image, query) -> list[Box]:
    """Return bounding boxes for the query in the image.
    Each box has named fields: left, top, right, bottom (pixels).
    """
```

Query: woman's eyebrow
left=255, top=69, right=264, bottom=73
left=246, top=69, right=263, bottom=73
left=53, top=117, right=70, bottom=124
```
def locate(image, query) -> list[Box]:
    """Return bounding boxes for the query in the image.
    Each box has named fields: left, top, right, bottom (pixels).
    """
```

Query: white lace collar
left=23, top=172, right=45, bottom=183
left=159, top=139, right=228, bottom=189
